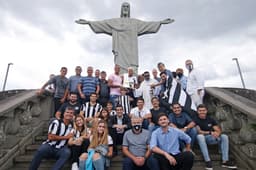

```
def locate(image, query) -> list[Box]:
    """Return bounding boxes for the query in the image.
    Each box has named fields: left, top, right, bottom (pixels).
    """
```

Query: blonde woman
left=69, top=115, right=90, bottom=170
left=79, top=119, right=113, bottom=170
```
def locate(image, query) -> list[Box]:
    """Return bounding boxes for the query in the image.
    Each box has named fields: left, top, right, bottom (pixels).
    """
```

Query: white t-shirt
left=130, top=107, right=150, bottom=118
left=123, top=73, right=138, bottom=89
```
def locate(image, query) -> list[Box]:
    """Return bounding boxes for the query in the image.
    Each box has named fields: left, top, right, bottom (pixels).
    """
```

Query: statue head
left=121, top=2, right=130, bottom=18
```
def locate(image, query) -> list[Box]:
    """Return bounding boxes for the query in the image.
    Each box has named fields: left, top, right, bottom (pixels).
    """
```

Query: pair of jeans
left=179, top=127, right=197, bottom=149
left=93, top=155, right=106, bottom=170
left=196, top=134, right=229, bottom=162
left=123, top=155, right=159, bottom=170
left=109, top=94, right=119, bottom=109
left=29, top=143, right=71, bottom=170
left=79, top=153, right=106, bottom=170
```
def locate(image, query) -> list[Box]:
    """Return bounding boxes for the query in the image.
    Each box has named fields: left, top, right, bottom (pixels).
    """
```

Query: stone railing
left=205, top=87, right=256, bottom=170
left=0, top=90, right=53, bottom=169
left=224, top=88, right=256, bottom=103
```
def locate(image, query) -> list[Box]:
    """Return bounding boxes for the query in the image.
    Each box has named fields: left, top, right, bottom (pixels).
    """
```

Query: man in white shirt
left=130, top=98, right=151, bottom=129
left=185, top=59, right=205, bottom=106
left=134, top=71, right=160, bottom=110
left=122, top=67, right=138, bottom=107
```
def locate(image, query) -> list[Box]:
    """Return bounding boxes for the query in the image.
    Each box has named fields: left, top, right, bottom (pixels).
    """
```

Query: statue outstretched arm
left=75, top=19, right=89, bottom=25
left=160, top=18, right=175, bottom=24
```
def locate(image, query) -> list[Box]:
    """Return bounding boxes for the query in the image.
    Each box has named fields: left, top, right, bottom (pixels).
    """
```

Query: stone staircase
left=9, top=124, right=241, bottom=170
left=1, top=88, right=255, bottom=170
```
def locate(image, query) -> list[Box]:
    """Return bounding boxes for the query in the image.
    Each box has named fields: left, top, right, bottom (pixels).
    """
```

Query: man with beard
left=29, top=107, right=74, bottom=170
left=134, top=71, right=160, bottom=109
left=55, top=92, right=81, bottom=119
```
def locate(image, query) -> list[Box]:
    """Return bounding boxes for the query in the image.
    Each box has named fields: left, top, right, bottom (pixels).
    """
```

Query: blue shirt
left=168, top=112, right=192, bottom=129
left=178, top=75, right=187, bottom=90
left=150, top=127, right=191, bottom=155
left=68, top=75, right=81, bottom=93
left=165, top=69, right=173, bottom=78
left=79, top=76, right=99, bottom=95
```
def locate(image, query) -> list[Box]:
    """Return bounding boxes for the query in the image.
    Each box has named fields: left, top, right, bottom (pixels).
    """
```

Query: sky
left=0, top=0, right=256, bottom=91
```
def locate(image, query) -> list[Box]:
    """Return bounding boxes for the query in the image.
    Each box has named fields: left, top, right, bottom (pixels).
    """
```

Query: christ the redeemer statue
left=76, top=2, right=174, bottom=74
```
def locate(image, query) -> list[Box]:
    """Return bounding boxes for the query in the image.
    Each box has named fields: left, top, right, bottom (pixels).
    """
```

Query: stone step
left=11, top=162, right=241, bottom=170
left=11, top=163, right=71, bottom=169
left=35, top=135, right=48, bottom=142
left=12, top=152, right=242, bottom=170
left=13, top=133, right=238, bottom=170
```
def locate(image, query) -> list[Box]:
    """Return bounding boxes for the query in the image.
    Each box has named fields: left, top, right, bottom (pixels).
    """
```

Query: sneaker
left=222, top=160, right=237, bottom=169
left=205, top=161, right=213, bottom=170
left=71, top=162, right=79, bottom=170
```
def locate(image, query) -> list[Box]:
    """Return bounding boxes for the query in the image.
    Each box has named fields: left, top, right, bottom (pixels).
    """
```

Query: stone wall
left=0, top=90, right=53, bottom=169
left=205, top=87, right=256, bottom=170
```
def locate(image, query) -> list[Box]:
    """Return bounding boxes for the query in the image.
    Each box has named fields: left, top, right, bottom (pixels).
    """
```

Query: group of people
left=29, top=60, right=237, bottom=170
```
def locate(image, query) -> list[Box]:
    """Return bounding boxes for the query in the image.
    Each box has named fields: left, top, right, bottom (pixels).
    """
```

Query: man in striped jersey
left=80, top=92, right=102, bottom=126
left=117, top=87, right=133, bottom=115
left=29, top=107, right=74, bottom=170
left=159, top=71, right=196, bottom=116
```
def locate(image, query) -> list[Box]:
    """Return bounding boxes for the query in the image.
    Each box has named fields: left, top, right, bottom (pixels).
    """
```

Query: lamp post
left=2, top=63, right=13, bottom=91
left=232, top=58, right=246, bottom=89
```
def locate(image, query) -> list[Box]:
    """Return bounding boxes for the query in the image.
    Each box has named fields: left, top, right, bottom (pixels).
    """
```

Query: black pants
left=109, top=129, right=124, bottom=153
left=70, top=139, right=90, bottom=164
left=154, top=151, right=194, bottom=170
left=54, top=97, right=62, bottom=114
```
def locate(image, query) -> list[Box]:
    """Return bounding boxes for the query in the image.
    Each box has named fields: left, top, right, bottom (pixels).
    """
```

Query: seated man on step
left=194, top=104, right=237, bottom=170
left=29, top=107, right=74, bottom=170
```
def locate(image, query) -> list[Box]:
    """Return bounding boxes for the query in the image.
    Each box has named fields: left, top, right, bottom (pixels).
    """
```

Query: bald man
left=185, top=60, right=205, bottom=106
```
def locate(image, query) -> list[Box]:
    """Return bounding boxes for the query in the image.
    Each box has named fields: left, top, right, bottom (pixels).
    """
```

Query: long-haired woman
left=79, top=119, right=113, bottom=170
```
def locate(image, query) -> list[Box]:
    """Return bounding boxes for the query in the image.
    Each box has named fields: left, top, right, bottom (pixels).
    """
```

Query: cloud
left=0, top=0, right=256, bottom=91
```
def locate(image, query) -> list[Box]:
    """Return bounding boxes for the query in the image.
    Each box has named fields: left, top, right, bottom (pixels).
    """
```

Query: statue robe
left=88, top=18, right=161, bottom=73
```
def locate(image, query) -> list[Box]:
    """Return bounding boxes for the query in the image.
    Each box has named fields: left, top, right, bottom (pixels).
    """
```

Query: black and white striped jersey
left=117, top=95, right=131, bottom=115
left=44, top=119, right=73, bottom=149
left=81, top=102, right=102, bottom=118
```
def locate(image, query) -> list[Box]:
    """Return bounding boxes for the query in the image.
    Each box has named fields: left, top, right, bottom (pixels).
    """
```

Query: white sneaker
left=71, top=162, right=79, bottom=170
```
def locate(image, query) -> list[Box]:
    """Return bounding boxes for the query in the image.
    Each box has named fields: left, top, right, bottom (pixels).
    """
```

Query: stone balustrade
left=205, top=87, right=256, bottom=170
left=0, top=90, right=53, bottom=169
